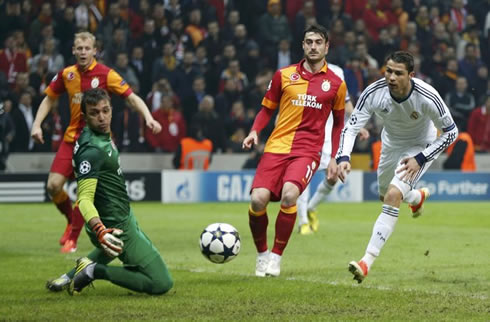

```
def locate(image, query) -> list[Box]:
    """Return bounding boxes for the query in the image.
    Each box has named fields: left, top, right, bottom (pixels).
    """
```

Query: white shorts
left=377, top=145, right=433, bottom=197
left=319, top=115, right=334, bottom=170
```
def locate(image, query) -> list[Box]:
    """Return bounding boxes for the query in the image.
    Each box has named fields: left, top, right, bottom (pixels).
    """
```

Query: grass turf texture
left=0, top=202, right=489, bottom=320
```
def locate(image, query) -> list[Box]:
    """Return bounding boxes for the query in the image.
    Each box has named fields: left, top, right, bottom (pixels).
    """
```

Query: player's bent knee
left=149, top=277, right=173, bottom=295
left=383, top=185, right=403, bottom=206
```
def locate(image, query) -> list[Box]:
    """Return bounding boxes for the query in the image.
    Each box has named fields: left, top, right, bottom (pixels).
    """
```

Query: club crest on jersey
left=67, top=72, right=75, bottom=81
left=321, top=80, right=331, bottom=92
left=410, top=111, right=419, bottom=120
left=91, top=77, right=99, bottom=88
left=290, top=72, right=300, bottom=81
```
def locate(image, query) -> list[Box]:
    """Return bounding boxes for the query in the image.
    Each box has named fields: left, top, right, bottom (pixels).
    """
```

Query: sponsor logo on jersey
left=67, top=72, right=75, bottom=81
left=79, top=160, right=91, bottom=174
left=410, top=111, right=419, bottom=120
left=321, top=80, right=331, bottom=92
left=72, top=92, right=83, bottom=104
left=91, top=77, right=99, bottom=88
left=290, top=72, right=300, bottom=81
left=291, top=94, right=322, bottom=109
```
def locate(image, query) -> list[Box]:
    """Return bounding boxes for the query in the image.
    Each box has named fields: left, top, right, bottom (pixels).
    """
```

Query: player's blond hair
left=74, top=32, right=96, bottom=46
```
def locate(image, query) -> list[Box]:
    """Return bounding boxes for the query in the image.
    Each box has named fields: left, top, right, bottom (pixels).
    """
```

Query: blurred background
left=0, top=0, right=489, bottom=174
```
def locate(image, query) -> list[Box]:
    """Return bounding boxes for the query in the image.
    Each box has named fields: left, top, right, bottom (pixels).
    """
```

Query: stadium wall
left=1, top=170, right=488, bottom=203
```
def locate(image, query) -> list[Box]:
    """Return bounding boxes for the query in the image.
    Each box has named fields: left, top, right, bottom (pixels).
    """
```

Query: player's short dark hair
left=386, top=51, right=414, bottom=73
left=81, top=88, right=110, bottom=114
left=303, top=24, right=329, bottom=42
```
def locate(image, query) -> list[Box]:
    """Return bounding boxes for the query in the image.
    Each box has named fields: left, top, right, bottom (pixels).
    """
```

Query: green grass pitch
left=0, top=202, right=489, bottom=320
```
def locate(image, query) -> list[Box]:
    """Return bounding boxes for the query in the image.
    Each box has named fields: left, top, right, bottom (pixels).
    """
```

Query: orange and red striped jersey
left=262, top=60, right=346, bottom=157
left=45, top=59, right=133, bottom=143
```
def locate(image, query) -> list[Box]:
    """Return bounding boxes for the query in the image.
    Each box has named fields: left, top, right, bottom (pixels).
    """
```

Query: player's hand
left=242, top=131, right=258, bottom=150
left=396, top=157, right=421, bottom=182
left=327, top=158, right=338, bottom=181
left=146, top=118, right=162, bottom=134
left=93, top=222, right=124, bottom=258
left=358, top=128, right=370, bottom=141
left=31, top=124, right=44, bottom=144
left=337, top=161, right=351, bottom=183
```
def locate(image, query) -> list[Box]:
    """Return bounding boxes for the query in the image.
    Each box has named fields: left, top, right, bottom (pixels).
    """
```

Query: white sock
left=269, top=252, right=281, bottom=262
left=404, top=189, right=422, bottom=206
left=258, top=251, right=269, bottom=258
left=361, top=253, right=376, bottom=269
left=296, top=187, right=309, bottom=226
left=365, top=204, right=399, bottom=268
left=308, top=178, right=335, bottom=211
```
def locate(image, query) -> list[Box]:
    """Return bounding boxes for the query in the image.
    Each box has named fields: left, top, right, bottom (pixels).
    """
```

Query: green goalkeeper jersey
left=73, top=126, right=130, bottom=228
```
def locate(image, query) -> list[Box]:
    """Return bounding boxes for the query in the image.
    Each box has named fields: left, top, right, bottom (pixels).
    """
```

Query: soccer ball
left=199, top=223, right=241, bottom=264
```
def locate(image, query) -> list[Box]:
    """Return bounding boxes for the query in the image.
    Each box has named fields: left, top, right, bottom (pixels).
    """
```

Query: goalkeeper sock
left=249, top=206, right=268, bottom=253
left=271, top=205, right=297, bottom=255
left=365, top=205, right=399, bottom=259
left=52, top=190, right=73, bottom=223
left=403, top=189, right=422, bottom=206
left=308, top=178, right=335, bottom=211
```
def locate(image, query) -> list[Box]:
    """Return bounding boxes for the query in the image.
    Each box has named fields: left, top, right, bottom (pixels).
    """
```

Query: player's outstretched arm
left=31, top=96, right=57, bottom=144
left=125, top=93, right=162, bottom=134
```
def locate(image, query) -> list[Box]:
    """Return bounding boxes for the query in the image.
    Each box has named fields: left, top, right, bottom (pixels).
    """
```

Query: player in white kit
left=296, top=64, right=368, bottom=235
left=336, top=51, right=458, bottom=283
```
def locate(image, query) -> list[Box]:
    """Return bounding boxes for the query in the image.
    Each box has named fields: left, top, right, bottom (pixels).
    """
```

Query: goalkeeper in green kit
left=46, top=88, right=173, bottom=295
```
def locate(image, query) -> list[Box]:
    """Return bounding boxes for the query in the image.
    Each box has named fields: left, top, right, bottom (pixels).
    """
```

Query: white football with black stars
left=199, top=223, right=240, bottom=264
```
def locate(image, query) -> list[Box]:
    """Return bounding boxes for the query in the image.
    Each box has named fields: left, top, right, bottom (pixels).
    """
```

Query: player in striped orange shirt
left=31, top=32, right=161, bottom=253
left=242, top=24, right=346, bottom=277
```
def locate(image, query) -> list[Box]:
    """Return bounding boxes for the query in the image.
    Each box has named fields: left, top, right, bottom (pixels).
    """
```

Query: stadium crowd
left=0, top=0, right=489, bottom=171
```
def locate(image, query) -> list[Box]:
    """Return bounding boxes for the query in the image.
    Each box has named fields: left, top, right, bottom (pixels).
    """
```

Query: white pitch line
left=183, top=267, right=488, bottom=301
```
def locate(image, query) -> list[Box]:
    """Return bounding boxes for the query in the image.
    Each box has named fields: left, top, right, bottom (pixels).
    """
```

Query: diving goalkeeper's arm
left=77, top=178, right=124, bottom=258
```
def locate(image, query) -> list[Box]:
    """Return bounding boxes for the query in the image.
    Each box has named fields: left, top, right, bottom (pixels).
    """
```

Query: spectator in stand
left=356, top=41, right=379, bottom=70
left=191, top=95, right=226, bottom=152
left=174, top=50, right=200, bottom=99
left=152, top=42, right=177, bottom=85
left=10, top=91, right=34, bottom=152
left=28, top=2, right=54, bottom=55
left=202, top=21, right=223, bottom=67
left=97, top=2, right=128, bottom=50
left=146, top=78, right=179, bottom=112
left=0, top=0, right=26, bottom=44
left=242, top=40, right=264, bottom=83
left=435, top=58, right=459, bottom=99
left=219, top=59, right=248, bottom=94
left=129, top=45, right=150, bottom=96
left=400, top=21, right=418, bottom=51
left=225, top=100, right=253, bottom=137
left=113, top=52, right=139, bottom=91
left=473, top=65, right=488, bottom=103
left=185, top=8, right=206, bottom=48
left=445, top=76, right=476, bottom=132
left=145, top=94, right=186, bottom=153
left=449, top=0, right=468, bottom=33
left=344, top=0, right=367, bottom=21
left=30, top=38, right=64, bottom=75
left=328, top=30, right=356, bottom=68
left=293, top=0, right=316, bottom=59
left=9, top=72, right=34, bottom=106
left=325, top=0, right=353, bottom=31
left=232, top=24, right=250, bottom=66
left=105, top=28, right=128, bottom=66
left=112, top=102, right=145, bottom=153
left=54, top=6, right=77, bottom=62
left=458, top=44, right=484, bottom=91
left=467, top=95, right=490, bottom=153
left=227, top=127, right=248, bottom=153
left=215, top=78, right=241, bottom=117
left=274, top=39, right=292, bottom=70
left=372, top=28, right=398, bottom=66
left=29, top=56, right=52, bottom=100
left=0, top=100, right=15, bottom=171
left=257, top=0, right=292, bottom=59
left=386, top=0, right=409, bottom=35
left=181, top=76, right=207, bottom=125
left=168, top=17, right=191, bottom=61
left=362, top=0, right=390, bottom=43
left=223, top=10, right=241, bottom=42
left=74, top=0, right=103, bottom=34
left=0, top=33, right=28, bottom=89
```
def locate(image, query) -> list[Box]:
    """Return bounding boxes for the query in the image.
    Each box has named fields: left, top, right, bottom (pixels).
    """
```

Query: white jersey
left=336, top=77, right=458, bottom=163
left=319, top=63, right=350, bottom=169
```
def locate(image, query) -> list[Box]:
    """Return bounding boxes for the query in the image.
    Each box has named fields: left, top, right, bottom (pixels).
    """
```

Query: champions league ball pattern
left=199, top=223, right=241, bottom=264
